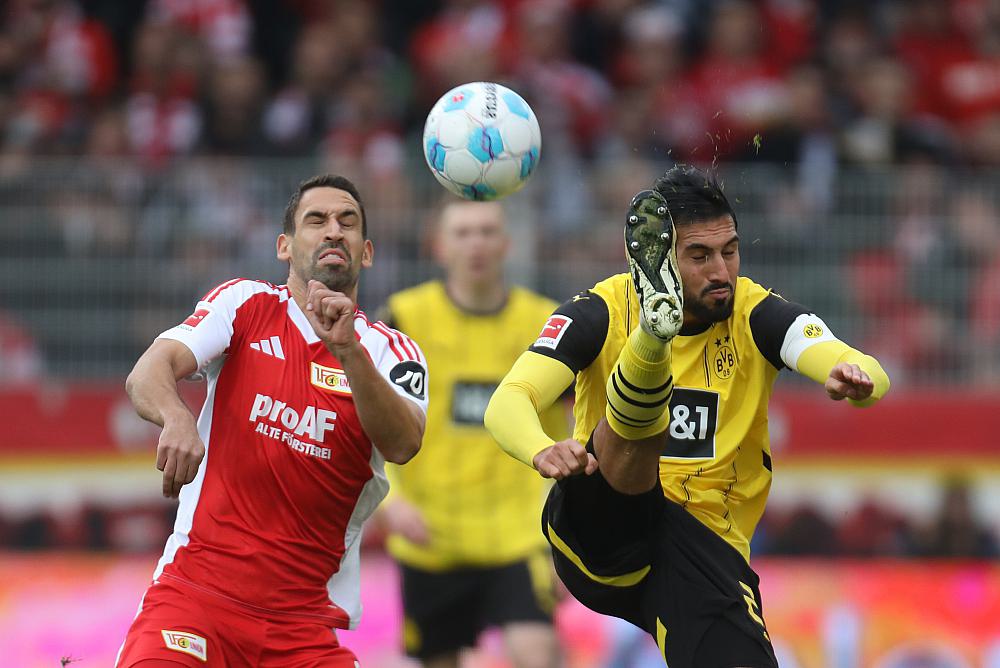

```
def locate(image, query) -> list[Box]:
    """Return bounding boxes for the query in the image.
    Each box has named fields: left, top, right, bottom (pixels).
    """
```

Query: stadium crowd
left=4, top=0, right=1000, bottom=166
left=0, top=1, right=997, bottom=592
left=0, top=0, right=999, bottom=384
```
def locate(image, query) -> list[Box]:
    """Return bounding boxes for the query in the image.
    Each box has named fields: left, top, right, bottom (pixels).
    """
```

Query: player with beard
left=117, top=175, right=427, bottom=667
left=485, top=164, right=890, bottom=666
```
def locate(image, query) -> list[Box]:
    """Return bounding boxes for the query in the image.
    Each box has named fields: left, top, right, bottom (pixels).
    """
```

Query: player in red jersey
left=116, top=174, right=428, bottom=667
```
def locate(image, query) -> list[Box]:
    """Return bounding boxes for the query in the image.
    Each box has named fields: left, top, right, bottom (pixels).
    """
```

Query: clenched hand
left=825, top=362, right=874, bottom=402
left=532, top=439, right=599, bottom=480
left=304, top=280, right=358, bottom=355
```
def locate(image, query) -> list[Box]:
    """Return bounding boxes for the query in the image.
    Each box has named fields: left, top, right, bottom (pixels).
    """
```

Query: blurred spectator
left=199, top=55, right=267, bottom=155
left=837, top=499, right=913, bottom=557
left=509, top=0, right=612, bottom=232
left=847, top=248, right=954, bottom=383
left=601, top=4, right=703, bottom=161
left=766, top=504, right=839, bottom=556
left=145, top=0, right=251, bottom=60
left=687, top=0, right=789, bottom=160
left=840, top=56, right=953, bottom=165
left=321, top=72, right=409, bottom=207
left=1, top=0, right=117, bottom=154
left=914, top=479, right=1000, bottom=558
left=262, top=21, right=341, bottom=155
left=746, top=63, right=839, bottom=233
left=511, top=0, right=612, bottom=161
left=125, top=21, right=203, bottom=164
left=952, top=188, right=1000, bottom=382
left=50, top=183, right=132, bottom=257
left=410, top=0, right=509, bottom=103
left=0, top=311, right=44, bottom=384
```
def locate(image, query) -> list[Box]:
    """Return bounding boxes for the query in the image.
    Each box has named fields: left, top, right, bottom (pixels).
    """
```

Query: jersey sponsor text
left=249, top=393, right=337, bottom=460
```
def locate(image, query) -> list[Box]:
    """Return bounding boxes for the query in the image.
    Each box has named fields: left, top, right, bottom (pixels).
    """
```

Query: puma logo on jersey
left=250, top=336, right=285, bottom=360
left=249, top=393, right=337, bottom=442
left=161, top=630, right=207, bottom=662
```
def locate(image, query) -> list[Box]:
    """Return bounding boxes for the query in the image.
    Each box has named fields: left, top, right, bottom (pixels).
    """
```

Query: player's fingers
left=320, top=295, right=351, bottom=319
left=156, top=446, right=167, bottom=472
left=182, top=459, right=199, bottom=485
left=846, top=384, right=871, bottom=400
left=826, top=379, right=850, bottom=400
left=173, top=455, right=197, bottom=496
left=584, top=453, right=599, bottom=475
left=537, top=460, right=561, bottom=479
left=567, top=441, right=590, bottom=469
left=555, top=447, right=585, bottom=474
left=161, top=457, right=177, bottom=497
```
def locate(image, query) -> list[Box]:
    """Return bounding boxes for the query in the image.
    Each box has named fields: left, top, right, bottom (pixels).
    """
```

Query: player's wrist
left=161, top=405, right=196, bottom=429
left=326, top=338, right=363, bottom=360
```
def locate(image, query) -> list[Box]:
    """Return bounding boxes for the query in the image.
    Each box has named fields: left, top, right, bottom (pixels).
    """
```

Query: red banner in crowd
left=0, top=383, right=997, bottom=458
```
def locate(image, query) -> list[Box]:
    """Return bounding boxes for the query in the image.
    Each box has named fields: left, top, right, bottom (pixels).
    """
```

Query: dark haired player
left=117, top=175, right=428, bottom=667
left=486, top=164, right=890, bottom=666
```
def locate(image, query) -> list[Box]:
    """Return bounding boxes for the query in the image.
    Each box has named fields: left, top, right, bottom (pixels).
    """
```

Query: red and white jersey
left=153, top=278, right=427, bottom=629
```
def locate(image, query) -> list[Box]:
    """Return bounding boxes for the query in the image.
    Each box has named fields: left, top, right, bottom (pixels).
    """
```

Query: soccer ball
left=423, top=81, right=541, bottom=201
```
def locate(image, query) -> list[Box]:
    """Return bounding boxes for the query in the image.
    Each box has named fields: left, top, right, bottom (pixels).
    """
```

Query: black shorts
left=398, top=553, right=555, bottom=660
left=542, top=440, right=778, bottom=668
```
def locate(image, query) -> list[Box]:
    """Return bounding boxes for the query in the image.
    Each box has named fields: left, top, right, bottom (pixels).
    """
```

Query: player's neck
left=445, top=277, right=507, bottom=314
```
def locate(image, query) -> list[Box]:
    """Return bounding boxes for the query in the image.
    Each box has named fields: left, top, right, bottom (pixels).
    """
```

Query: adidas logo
left=250, top=336, right=285, bottom=360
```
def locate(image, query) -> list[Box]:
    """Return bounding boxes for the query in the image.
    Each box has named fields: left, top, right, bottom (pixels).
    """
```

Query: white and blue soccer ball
left=422, top=81, right=541, bottom=201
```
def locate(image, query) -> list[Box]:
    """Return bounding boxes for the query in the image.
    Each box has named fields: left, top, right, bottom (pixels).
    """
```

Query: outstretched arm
left=793, top=340, right=890, bottom=407
left=750, top=294, right=890, bottom=407
left=485, top=351, right=597, bottom=479
left=126, top=339, right=205, bottom=498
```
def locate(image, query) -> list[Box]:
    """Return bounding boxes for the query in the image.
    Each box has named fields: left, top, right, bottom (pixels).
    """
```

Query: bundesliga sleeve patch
left=534, top=315, right=573, bottom=349
left=390, top=361, right=426, bottom=400
left=161, top=630, right=207, bottom=662
left=181, top=308, right=210, bottom=329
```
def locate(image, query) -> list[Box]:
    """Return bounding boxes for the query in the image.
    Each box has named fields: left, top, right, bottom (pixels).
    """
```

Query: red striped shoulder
left=369, top=321, right=423, bottom=363
left=199, top=278, right=287, bottom=304
left=395, top=330, right=421, bottom=361
left=368, top=321, right=405, bottom=361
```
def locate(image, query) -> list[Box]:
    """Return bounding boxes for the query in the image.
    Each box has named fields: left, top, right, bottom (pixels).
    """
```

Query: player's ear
left=362, top=238, right=374, bottom=268
left=276, top=233, right=291, bottom=262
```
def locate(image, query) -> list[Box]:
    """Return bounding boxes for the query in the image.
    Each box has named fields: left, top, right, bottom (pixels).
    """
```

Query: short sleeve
left=528, top=291, right=610, bottom=373
left=363, top=323, right=429, bottom=416
left=748, top=293, right=811, bottom=370
left=157, top=279, right=252, bottom=371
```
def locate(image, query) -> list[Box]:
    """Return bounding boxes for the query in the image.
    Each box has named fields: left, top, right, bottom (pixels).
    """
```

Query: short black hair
left=652, top=164, right=738, bottom=229
left=282, top=174, right=367, bottom=238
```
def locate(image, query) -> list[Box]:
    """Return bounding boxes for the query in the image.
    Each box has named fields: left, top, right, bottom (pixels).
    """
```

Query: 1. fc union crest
left=310, top=362, right=352, bottom=394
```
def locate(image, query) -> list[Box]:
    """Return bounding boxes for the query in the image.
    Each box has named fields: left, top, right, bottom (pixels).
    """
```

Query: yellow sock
left=605, top=326, right=673, bottom=440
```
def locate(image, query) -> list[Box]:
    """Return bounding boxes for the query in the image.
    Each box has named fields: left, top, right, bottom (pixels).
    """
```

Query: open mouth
left=318, top=248, right=348, bottom=265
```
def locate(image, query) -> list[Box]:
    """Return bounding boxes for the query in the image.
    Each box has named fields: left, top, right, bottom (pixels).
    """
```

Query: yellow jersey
left=384, top=281, right=567, bottom=570
left=528, top=274, right=796, bottom=562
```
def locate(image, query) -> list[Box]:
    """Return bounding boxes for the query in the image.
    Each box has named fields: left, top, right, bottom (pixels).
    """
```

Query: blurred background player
left=486, top=164, right=890, bottom=666
left=117, top=175, right=427, bottom=667
left=377, top=199, right=566, bottom=668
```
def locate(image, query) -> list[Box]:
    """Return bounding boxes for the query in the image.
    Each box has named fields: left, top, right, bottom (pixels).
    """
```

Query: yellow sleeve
left=484, top=351, right=576, bottom=468
left=795, top=341, right=891, bottom=408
